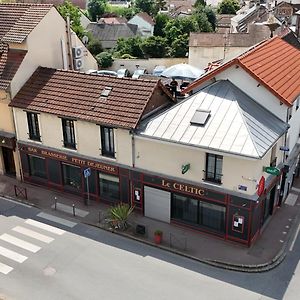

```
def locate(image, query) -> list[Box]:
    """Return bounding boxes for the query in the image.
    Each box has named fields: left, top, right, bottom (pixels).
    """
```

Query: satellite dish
left=82, top=35, right=89, bottom=45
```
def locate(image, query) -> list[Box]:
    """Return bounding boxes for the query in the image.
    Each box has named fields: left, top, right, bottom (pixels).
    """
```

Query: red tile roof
left=135, top=12, right=155, bottom=26
left=184, top=37, right=300, bottom=106
left=0, top=3, right=53, bottom=43
left=10, top=67, right=171, bottom=129
left=0, top=44, right=27, bottom=90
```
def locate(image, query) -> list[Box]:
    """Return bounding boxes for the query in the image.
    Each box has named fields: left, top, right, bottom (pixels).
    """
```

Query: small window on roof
left=100, top=87, right=112, bottom=98
left=190, top=109, right=211, bottom=126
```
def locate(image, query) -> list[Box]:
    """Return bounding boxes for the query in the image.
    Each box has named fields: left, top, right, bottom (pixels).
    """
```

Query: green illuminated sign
left=181, top=163, right=190, bottom=174
left=263, top=166, right=280, bottom=176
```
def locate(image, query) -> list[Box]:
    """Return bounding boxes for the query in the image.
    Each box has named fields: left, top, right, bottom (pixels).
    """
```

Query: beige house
left=0, top=3, right=97, bottom=179
left=188, top=25, right=270, bottom=69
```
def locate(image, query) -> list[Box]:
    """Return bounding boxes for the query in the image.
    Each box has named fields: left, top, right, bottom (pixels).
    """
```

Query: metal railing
left=169, top=233, right=187, bottom=251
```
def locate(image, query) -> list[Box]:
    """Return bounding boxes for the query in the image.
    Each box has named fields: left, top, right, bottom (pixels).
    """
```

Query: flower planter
left=154, top=231, right=163, bottom=244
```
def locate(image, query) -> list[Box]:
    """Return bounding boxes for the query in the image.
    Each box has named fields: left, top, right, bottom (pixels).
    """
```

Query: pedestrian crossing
left=0, top=217, right=66, bottom=275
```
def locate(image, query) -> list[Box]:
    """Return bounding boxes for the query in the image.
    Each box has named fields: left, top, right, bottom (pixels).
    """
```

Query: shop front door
left=2, top=147, right=16, bottom=177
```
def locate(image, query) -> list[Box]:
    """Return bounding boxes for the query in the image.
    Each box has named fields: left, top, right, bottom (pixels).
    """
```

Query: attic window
left=190, top=109, right=211, bottom=126
left=100, top=87, right=112, bottom=98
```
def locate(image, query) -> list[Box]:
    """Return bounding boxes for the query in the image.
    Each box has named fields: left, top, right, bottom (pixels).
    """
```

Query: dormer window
left=100, top=87, right=112, bottom=98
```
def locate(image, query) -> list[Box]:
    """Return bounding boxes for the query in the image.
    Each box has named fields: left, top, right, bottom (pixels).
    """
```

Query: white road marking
left=36, top=212, right=76, bottom=228
left=0, top=245, right=27, bottom=263
left=25, top=218, right=66, bottom=235
left=289, top=223, right=300, bottom=251
left=12, top=226, right=54, bottom=244
left=0, top=262, right=13, bottom=274
left=0, top=234, right=41, bottom=253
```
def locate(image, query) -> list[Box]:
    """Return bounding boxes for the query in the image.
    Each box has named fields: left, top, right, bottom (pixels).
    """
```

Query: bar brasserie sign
left=21, top=144, right=118, bottom=175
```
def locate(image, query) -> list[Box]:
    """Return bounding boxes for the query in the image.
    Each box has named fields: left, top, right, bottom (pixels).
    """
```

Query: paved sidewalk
left=1, top=174, right=300, bottom=272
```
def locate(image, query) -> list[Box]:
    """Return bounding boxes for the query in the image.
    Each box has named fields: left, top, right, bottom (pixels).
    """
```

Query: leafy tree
left=194, top=0, right=206, bottom=7
left=154, top=13, right=170, bottom=37
left=88, top=0, right=107, bottom=22
left=193, top=10, right=213, bottom=32
left=134, top=0, right=155, bottom=16
left=154, top=0, right=167, bottom=14
left=163, top=17, right=199, bottom=45
left=106, top=5, right=135, bottom=20
left=87, top=39, right=103, bottom=56
left=141, top=36, right=167, bottom=58
left=57, top=0, right=84, bottom=38
left=217, top=0, right=240, bottom=15
left=96, top=51, right=114, bottom=68
left=114, top=36, right=144, bottom=58
left=169, top=34, right=189, bottom=58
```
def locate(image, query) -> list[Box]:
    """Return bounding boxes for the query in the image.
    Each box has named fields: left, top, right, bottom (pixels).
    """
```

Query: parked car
left=152, top=65, right=166, bottom=77
left=87, top=70, right=117, bottom=76
left=117, top=68, right=130, bottom=78
left=132, top=68, right=148, bottom=79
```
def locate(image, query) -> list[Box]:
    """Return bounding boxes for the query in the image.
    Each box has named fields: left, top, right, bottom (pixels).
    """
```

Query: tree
left=106, top=5, right=135, bottom=20
left=154, top=0, right=167, bottom=14
left=87, top=39, right=103, bottom=56
left=169, top=34, right=189, bottom=58
left=114, top=36, right=144, bottom=58
left=193, top=10, right=213, bottom=32
left=217, top=0, right=240, bottom=15
left=88, top=0, right=107, bottom=22
left=134, top=0, right=155, bottom=16
left=154, top=13, right=170, bottom=37
left=96, top=52, right=114, bottom=68
left=141, top=36, right=167, bottom=58
left=57, top=0, right=84, bottom=38
left=193, top=5, right=216, bottom=31
left=194, top=0, right=206, bottom=7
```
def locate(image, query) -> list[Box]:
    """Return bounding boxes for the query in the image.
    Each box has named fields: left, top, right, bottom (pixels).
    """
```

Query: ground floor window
left=99, top=173, right=119, bottom=202
left=28, top=155, right=46, bottom=179
left=62, top=164, right=81, bottom=190
left=171, top=193, right=226, bottom=233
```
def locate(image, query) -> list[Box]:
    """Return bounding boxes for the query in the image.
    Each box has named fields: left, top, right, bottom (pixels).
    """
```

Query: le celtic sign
left=263, top=166, right=280, bottom=176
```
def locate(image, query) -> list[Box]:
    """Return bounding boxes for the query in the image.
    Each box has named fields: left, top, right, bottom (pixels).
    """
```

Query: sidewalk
left=1, top=174, right=300, bottom=272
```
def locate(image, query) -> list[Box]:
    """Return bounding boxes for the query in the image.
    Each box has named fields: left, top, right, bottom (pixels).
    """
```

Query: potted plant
left=154, top=229, right=163, bottom=244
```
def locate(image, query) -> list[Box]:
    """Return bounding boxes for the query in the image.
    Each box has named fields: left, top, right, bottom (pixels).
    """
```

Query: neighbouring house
left=10, top=67, right=173, bottom=204
left=128, top=12, right=155, bottom=37
left=98, top=17, right=127, bottom=25
left=16, top=0, right=87, bottom=10
left=184, top=37, right=300, bottom=209
left=0, top=3, right=97, bottom=180
left=163, top=0, right=195, bottom=18
left=87, top=23, right=140, bottom=49
left=188, top=24, right=271, bottom=69
left=215, top=14, right=235, bottom=33
left=231, top=4, right=269, bottom=33
left=136, top=79, right=288, bottom=245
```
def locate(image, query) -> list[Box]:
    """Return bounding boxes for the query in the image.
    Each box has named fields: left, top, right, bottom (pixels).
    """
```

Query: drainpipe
left=66, top=15, right=74, bottom=70
left=131, top=130, right=136, bottom=168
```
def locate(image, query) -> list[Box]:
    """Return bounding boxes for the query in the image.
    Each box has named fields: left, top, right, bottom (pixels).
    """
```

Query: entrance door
left=2, top=147, right=16, bottom=177
left=144, top=186, right=171, bottom=223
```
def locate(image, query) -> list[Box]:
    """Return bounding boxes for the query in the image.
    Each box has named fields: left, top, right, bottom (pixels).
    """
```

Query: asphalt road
left=0, top=196, right=299, bottom=300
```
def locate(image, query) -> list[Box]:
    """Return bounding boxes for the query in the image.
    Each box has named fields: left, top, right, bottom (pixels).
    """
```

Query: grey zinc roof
left=139, top=80, right=288, bottom=158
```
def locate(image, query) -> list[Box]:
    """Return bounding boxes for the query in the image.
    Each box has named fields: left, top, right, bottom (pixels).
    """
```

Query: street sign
left=263, top=166, right=280, bottom=176
left=279, top=146, right=290, bottom=151
left=83, top=167, right=91, bottom=178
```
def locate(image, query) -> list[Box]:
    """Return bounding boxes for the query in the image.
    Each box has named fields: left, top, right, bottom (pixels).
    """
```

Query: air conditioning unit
left=74, top=58, right=84, bottom=70
left=72, top=46, right=83, bottom=58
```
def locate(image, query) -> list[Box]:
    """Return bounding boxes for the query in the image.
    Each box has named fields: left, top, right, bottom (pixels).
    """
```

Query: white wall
left=13, top=109, right=132, bottom=166
left=10, top=7, right=97, bottom=98
left=128, top=16, right=154, bottom=37
left=134, top=136, right=284, bottom=196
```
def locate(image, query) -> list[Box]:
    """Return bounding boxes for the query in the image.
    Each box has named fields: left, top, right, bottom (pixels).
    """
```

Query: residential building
left=0, top=3, right=97, bottom=179
left=10, top=67, right=173, bottom=203
left=128, top=12, right=155, bottom=37
left=188, top=24, right=270, bottom=69
left=87, top=23, right=140, bottom=49
left=184, top=37, right=300, bottom=205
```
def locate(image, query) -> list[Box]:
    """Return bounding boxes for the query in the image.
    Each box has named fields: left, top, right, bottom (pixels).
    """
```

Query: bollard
left=72, top=204, right=75, bottom=216
left=54, top=197, right=57, bottom=210
left=98, top=211, right=101, bottom=224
